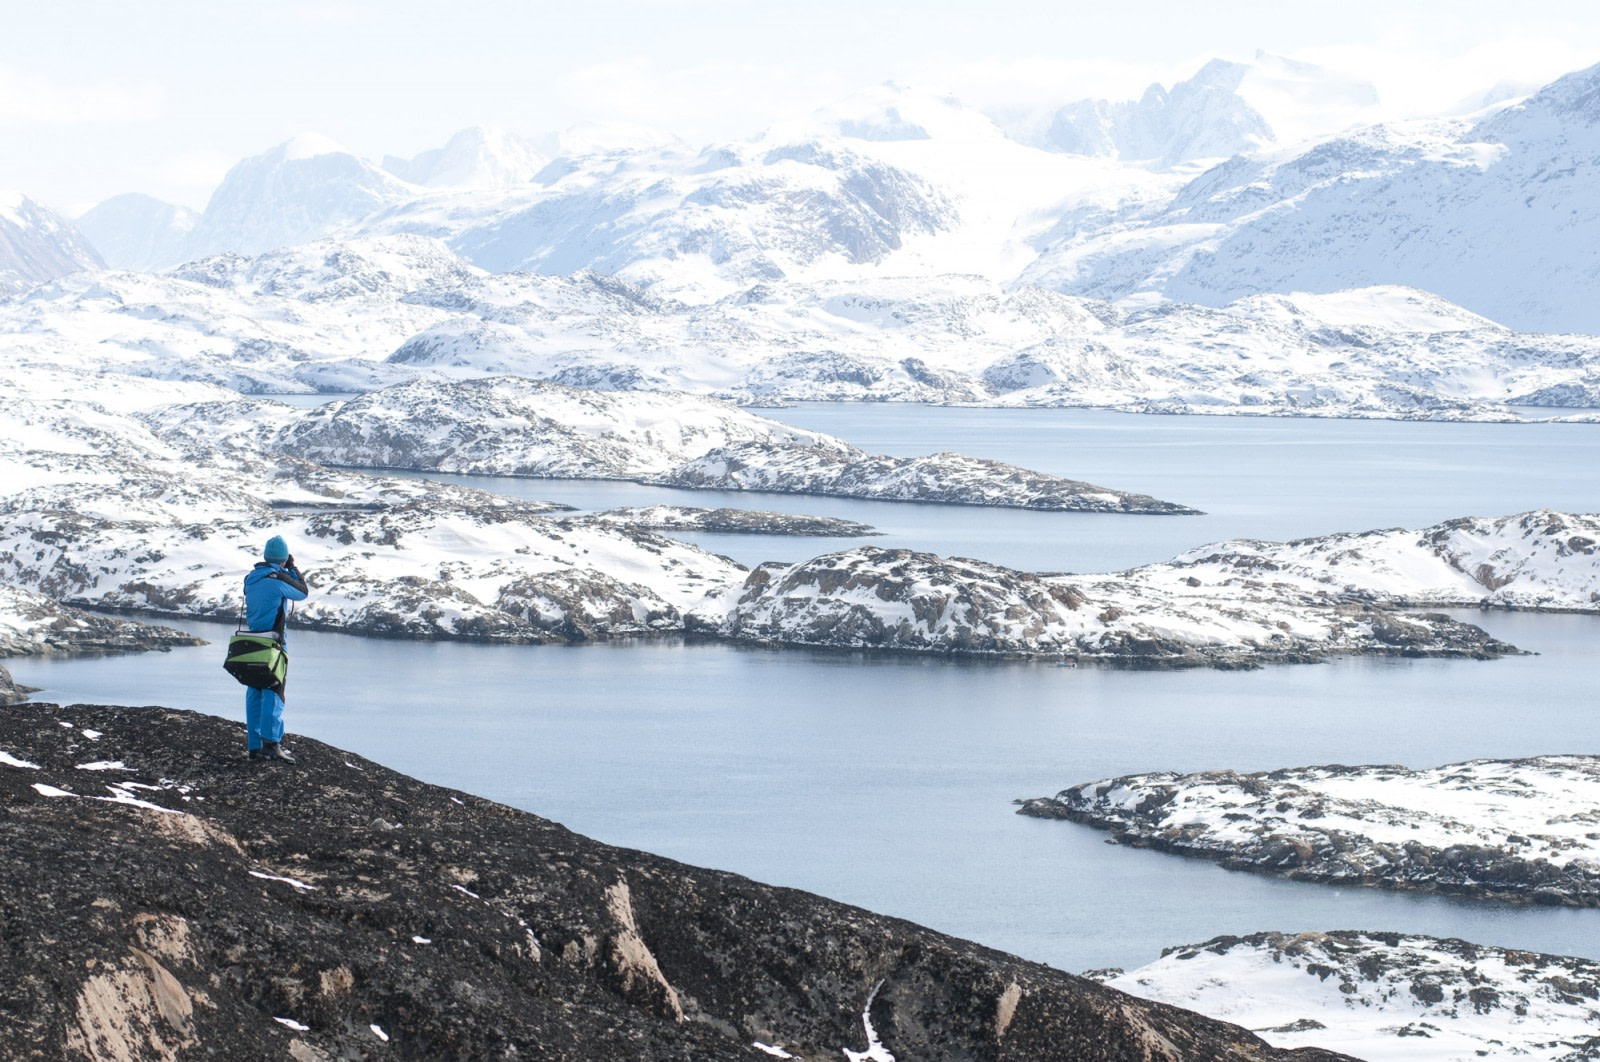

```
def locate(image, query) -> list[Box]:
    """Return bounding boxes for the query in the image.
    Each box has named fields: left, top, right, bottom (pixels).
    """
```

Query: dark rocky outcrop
left=0, top=702, right=1347, bottom=1060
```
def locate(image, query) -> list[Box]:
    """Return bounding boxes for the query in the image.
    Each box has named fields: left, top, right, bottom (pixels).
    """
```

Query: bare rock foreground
left=0, top=702, right=1347, bottom=1060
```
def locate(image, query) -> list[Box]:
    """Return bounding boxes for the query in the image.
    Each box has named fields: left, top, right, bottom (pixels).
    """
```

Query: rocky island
left=697, top=546, right=1516, bottom=666
left=1018, top=756, right=1600, bottom=904
left=0, top=701, right=1348, bottom=1061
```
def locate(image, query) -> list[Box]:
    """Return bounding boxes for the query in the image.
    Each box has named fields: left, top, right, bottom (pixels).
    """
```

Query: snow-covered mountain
left=6, top=236, right=1600, bottom=417
left=0, top=193, right=103, bottom=295
left=1226, top=52, right=1383, bottom=146
left=364, top=86, right=1181, bottom=299
left=1104, top=931, right=1600, bottom=1061
left=47, top=57, right=1600, bottom=337
left=74, top=87, right=1171, bottom=302
left=367, top=126, right=966, bottom=297
left=1033, top=59, right=1274, bottom=167
left=381, top=126, right=546, bottom=189
left=1011, top=53, right=1380, bottom=168
left=1024, top=60, right=1600, bottom=333
left=180, top=135, right=420, bottom=261
left=74, top=193, right=197, bottom=271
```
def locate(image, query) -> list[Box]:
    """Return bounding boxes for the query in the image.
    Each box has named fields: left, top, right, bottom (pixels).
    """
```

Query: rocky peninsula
left=151, top=377, right=1197, bottom=514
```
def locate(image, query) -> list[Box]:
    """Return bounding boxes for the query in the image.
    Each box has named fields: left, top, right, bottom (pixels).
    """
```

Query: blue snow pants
left=245, top=678, right=286, bottom=750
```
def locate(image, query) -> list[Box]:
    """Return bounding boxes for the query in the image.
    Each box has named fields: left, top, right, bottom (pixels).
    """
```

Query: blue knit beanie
left=263, top=535, right=289, bottom=562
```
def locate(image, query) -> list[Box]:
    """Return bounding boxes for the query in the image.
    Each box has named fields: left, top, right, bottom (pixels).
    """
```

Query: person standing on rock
left=243, top=535, right=309, bottom=763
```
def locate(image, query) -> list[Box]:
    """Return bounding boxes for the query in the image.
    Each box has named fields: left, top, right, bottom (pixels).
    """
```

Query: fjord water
left=19, top=407, right=1600, bottom=975
left=430, top=406, right=1600, bottom=572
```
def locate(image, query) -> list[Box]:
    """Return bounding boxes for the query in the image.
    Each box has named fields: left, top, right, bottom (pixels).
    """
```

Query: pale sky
left=4, top=0, right=1599, bottom=213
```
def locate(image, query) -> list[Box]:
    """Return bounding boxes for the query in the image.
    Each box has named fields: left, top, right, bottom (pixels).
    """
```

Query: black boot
left=250, top=742, right=296, bottom=763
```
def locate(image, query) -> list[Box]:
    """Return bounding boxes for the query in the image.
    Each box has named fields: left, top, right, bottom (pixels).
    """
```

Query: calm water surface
left=17, top=406, right=1600, bottom=974
left=436, top=406, right=1600, bottom=572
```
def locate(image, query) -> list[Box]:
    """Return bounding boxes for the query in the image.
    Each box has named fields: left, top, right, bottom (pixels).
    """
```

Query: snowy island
left=6, top=371, right=1598, bottom=664
left=1019, top=755, right=1600, bottom=904
left=1101, top=930, right=1600, bottom=1062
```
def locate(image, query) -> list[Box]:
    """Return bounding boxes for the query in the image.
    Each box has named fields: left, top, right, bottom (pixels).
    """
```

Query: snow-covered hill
left=1165, top=510, right=1600, bottom=612
left=143, top=376, right=1192, bottom=512
left=74, top=193, right=197, bottom=271
left=6, top=236, right=1599, bottom=417
left=696, top=509, right=1600, bottom=661
left=1023, top=60, right=1600, bottom=333
left=693, top=545, right=1512, bottom=665
left=1021, top=755, right=1600, bottom=903
left=0, top=380, right=743, bottom=641
left=1104, top=931, right=1600, bottom=1061
left=0, top=193, right=103, bottom=295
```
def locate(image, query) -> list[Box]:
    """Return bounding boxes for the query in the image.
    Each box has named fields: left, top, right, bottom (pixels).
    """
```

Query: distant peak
left=278, top=133, right=350, bottom=161
left=765, top=83, right=1000, bottom=146
left=540, top=122, right=682, bottom=158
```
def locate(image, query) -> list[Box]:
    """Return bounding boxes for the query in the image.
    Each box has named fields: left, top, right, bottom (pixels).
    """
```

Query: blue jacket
left=244, top=562, right=309, bottom=639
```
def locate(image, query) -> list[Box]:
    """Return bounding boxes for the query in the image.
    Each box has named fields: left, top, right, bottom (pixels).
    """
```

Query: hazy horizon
left=5, top=0, right=1599, bottom=212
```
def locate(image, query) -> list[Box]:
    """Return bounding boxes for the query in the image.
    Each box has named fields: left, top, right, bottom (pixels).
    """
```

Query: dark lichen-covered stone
left=0, top=702, right=1348, bottom=1061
